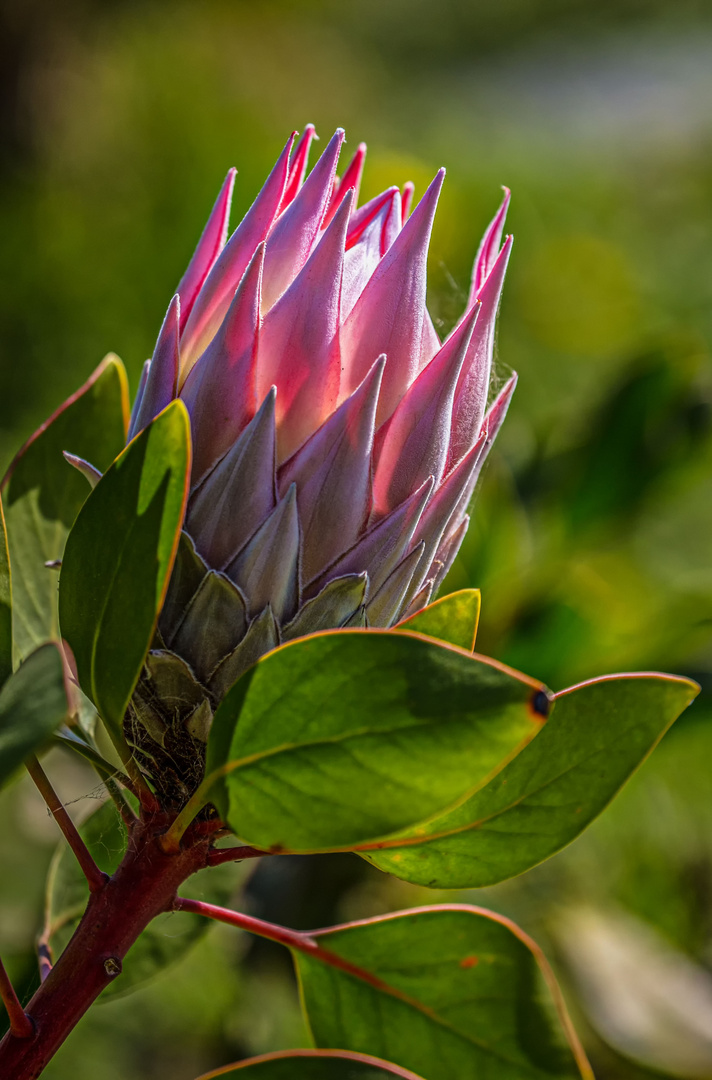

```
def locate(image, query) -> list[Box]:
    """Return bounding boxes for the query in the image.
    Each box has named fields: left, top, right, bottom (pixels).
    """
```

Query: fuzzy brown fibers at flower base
left=0, top=126, right=699, bottom=1080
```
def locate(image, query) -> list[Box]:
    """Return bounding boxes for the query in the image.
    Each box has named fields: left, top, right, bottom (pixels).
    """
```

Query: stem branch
left=175, top=898, right=392, bottom=994
left=159, top=776, right=213, bottom=853
left=25, top=757, right=107, bottom=893
left=176, top=897, right=316, bottom=951
left=0, top=957, right=33, bottom=1039
left=101, top=774, right=138, bottom=829
left=207, top=845, right=266, bottom=867
left=0, top=819, right=211, bottom=1078
left=119, top=752, right=161, bottom=814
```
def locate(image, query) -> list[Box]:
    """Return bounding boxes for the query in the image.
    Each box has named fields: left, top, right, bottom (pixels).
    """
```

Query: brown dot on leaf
left=530, top=689, right=551, bottom=718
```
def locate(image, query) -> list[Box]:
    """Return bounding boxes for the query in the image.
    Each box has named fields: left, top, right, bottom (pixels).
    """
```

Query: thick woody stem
left=0, top=818, right=211, bottom=1080
left=0, top=957, right=33, bottom=1039
left=25, top=757, right=108, bottom=894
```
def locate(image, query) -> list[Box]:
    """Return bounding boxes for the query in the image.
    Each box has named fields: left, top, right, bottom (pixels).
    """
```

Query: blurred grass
left=2, top=1, right=712, bottom=1076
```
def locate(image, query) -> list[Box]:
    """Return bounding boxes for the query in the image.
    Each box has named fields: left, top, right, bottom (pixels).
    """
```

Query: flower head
left=124, top=127, right=515, bottom=803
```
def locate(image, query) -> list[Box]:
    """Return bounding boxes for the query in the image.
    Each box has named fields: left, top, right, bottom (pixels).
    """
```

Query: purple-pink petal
left=175, top=168, right=236, bottom=333
left=401, top=181, right=414, bottom=222
left=186, top=387, right=277, bottom=572
left=451, top=373, right=517, bottom=522
left=341, top=188, right=401, bottom=322
left=324, top=141, right=366, bottom=229
left=448, top=235, right=513, bottom=470
left=309, top=476, right=433, bottom=598
left=279, top=356, right=385, bottom=583
left=180, top=243, right=263, bottom=482
left=340, top=168, right=445, bottom=426
left=261, top=128, right=345, bottom=311
left=179, top=133, right=294, bottom=371
left=226, top=483, right=301, bottom=622
left=469, top=186, right=511, bottom=306
left=372, top=300, right=480, bottom=516
left=257, top=188, right=352, bottom=463
left=410, top=429, right=487, bottom=588
left=129, top=294, right=180, bottom=439
left=279, top=124, right=316, bottom=213
left=127, top=360, right=150, bottom=442
left=366, top=542, right=424, bottom=625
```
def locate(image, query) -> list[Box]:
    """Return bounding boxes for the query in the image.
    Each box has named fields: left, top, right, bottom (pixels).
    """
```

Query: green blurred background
left=3, top=0, right=712, bottom=1076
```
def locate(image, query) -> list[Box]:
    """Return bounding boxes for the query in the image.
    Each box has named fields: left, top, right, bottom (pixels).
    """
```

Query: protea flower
left=122, top=126, right=516, bottom=804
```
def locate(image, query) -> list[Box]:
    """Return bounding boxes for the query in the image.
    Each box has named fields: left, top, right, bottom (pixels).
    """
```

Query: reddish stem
left=0, top=816, right=211, bottom=1079
left=0, top=957, right=33, bottom=1039
left=25, top=757, right=108, bottom=894
left=175, top=898, right=395, bottom=994
left=177, top=897, right=313, bottom=951
left=206, top=845, right=266, bottom=867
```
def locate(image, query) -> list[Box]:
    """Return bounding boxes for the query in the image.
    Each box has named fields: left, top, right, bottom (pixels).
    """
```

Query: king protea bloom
left=123, top=126, right=516, bottom=803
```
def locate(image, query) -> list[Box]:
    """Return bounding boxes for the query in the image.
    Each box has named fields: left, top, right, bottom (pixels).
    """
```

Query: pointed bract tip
left=401, top=181, right=415, bottom=220
left=244, top=237, right=267, bottom=280
left=411, top=168, right=445, bottom=220
left=330, top=182, right=355, bottom=225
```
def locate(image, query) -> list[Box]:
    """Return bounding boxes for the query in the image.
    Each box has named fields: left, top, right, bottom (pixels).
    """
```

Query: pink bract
left=128, top=126, right=516, bottom=686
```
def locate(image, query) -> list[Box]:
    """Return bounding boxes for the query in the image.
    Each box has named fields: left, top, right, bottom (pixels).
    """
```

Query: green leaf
left=395, top=589, right=480, bottom=650
left=0, top=495, right=12, bottom=685
left=365, top=673, right=699, bottom=888
left=0, top=643, right=69, bottom=790
left=53, top=727, right=129, bottom=784
left=204, top=630, right=549, bottom=852
left=46, top=798, right=248, bottom=998
left=59, top=401, right=190, bottom=743
left=1, top=357, right=129, bottom=664
left=195, top=1050, right=426, bottom=1078
left=294, top=906, right=592, bottom=1080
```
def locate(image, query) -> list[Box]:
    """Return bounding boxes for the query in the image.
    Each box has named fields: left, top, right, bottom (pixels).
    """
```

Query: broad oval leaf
left=0, top=643, right=69, bottom=790
left=205, top=630, right=550, bottom=851
left=0, top=495, right=12, bottom=685
left=59, top=401, right=190, bottom=742
left=46, top=798, right=248, bottom=998
left=1, top=357, right=128, bottom=664
left=364, top=673, right=699, bottom=888
left=294, top=905, right=592, bottom=1080
left=395, top=588, right=480, bottom=651
left=195, top=1049, right=426, bottom=1079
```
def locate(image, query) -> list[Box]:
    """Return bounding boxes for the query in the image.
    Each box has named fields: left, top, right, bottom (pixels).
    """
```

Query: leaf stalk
left=0, top=957, right=33, bottom=1039
left=25, top=756, right=108, bottom=893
